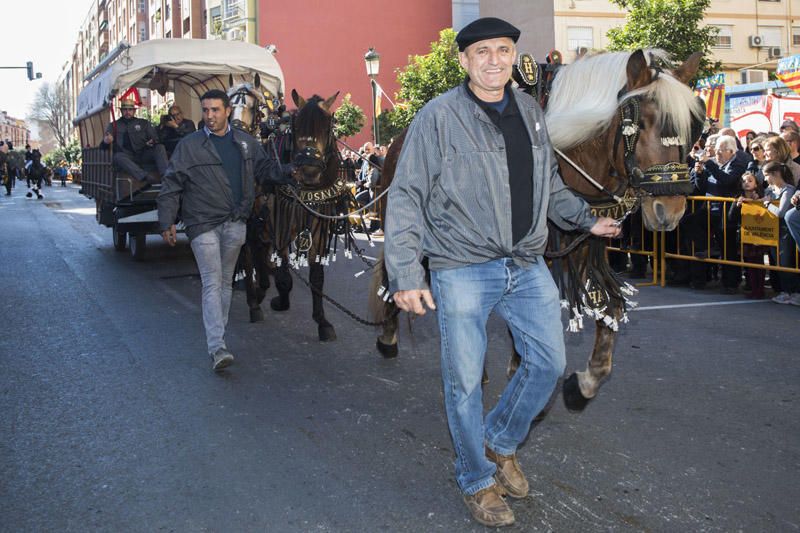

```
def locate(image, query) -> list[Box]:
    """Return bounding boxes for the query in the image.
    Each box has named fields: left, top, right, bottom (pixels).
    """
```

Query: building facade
left=0, top=111, right=32, bottom=148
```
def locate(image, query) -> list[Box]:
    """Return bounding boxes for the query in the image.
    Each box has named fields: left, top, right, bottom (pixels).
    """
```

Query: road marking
left=157, top=281, right=199, bottom=312
left=636, top=299, right=771, bottom=311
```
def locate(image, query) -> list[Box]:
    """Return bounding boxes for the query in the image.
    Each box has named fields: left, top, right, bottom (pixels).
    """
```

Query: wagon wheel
left=112, top=226, right=127, bottom=251
left=129, top=233, right=146, bottom=261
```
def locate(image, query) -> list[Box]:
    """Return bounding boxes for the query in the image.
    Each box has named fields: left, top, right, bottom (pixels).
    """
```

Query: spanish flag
left=694, top=73, right=725, bottom=122
left=776, top=55, right=800, bottom=96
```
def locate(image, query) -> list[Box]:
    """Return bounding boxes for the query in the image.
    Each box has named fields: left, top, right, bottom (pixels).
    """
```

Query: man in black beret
left=384, top=16, right=621, bottom=528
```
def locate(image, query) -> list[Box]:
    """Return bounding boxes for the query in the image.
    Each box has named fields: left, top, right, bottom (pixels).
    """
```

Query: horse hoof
left=376, top=339, right=398, bottom=358
left=270, top=296, right=290, bottom=311
left=318, top=325, right=337, bottom=342
left=481, top=367, right=489, bottom=386
left=563, top=373, right=591, bottom=412
left=249, top=308, right=264, bottom=323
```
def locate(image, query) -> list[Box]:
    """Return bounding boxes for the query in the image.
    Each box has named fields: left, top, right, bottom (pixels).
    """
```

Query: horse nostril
left=654, top=201, right=666, bottom=221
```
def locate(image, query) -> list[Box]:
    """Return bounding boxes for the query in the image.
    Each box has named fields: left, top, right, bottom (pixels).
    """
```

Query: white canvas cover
left=75, top=38, right=285, bottom=128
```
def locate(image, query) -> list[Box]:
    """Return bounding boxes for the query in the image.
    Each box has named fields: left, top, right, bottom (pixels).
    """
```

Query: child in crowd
left=761, top=161, right=800, bottom=305
left=735, top=172, right=766, bottom=298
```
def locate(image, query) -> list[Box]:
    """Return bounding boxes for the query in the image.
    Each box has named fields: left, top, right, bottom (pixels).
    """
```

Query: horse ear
left=228, top=74, right=234, bottom=88
left=321, top=92, right=340, bottom=112
left=292, top=89, right=305, bottom=108
left=625, top=49, right=651, bottom=92
left=672, top=52, right=702, bottom=85
left=254, top=73, right=261, bottom=89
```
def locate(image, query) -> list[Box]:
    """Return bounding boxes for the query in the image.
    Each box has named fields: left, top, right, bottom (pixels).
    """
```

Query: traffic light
left=26, top=61, right=33, bottom=81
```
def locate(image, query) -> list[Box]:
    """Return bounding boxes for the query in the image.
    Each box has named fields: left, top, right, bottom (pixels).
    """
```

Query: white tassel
left=354, top=270, right=366, bottom=278
left=377, top=286, right=386, bottom=296
left=369, top=240, right=375, bottom=247
left=621, top=314, right=629, bottom=324
left=560, top=299, right=570, bottom=309
left=567, top=319, right=578, bottom=332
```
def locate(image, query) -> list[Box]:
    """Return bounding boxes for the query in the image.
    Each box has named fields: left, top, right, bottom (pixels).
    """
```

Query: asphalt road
left=1, top=184, right=798, bottom=532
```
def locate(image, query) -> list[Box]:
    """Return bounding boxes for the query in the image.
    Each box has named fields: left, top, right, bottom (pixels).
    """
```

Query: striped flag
left=694, top=73, right=725, bottom=122
left=776, top=55, right=800, bottom=96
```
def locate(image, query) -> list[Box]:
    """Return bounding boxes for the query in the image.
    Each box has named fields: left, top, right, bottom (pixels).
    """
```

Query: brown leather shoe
left=486, top=447, right=529, bottom=499
left=463, top=484, right=515, bottom=527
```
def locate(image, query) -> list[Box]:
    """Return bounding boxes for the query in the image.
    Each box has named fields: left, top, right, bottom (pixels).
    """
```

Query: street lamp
left=364, top=47, right=380, bottom=145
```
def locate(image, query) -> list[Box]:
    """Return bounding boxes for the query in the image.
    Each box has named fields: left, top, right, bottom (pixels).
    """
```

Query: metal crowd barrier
left=610, top=196, right=800, bottom=287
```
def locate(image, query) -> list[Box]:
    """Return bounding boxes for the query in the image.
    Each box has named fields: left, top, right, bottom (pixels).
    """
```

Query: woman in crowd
left=761, top=161, right=800, bottom=305
left=746, top=135, right=768, bottom=180
left=762, top=135, right=800, bottom=185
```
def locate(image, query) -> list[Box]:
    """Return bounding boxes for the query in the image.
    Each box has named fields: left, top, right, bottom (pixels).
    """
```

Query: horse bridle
left=292, top=117, right=338, bottom=174
left=613, top=94, right=693, bottom=196
left=229, top=86, right=263, bottom=133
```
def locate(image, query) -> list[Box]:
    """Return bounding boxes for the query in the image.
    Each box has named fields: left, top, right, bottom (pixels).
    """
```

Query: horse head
left=291, top=89, right=339, bottom=189
left=228, top=79, right=265, bottom=135
left=547, top=50, right=705, bottom=231
left=618, top=50, right=704, bottom=231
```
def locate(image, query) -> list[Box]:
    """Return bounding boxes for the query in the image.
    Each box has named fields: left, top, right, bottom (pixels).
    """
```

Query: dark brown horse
left=241, top=90, right=366, bottom=342
left=369, top=49, right=705, bottom=410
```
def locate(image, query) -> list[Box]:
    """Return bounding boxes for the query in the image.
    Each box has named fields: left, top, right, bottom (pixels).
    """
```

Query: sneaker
left=789, top=293, right=800, bottom=307
left=211, top=348, right=234, bottom=371
left=463, top=484, right=514, bottom=527
left=486, top=447, right=529, bottom=499
left=772, top=292, right=792, bottom=304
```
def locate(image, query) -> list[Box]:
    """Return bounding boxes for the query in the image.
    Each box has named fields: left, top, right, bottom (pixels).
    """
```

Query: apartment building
left=0, top=112, right=32, bottom=148
left=485, top=0, right=800, bottom=84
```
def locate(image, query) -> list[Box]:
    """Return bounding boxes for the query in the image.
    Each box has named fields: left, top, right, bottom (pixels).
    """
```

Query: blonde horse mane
left=545, top=50, right=704, bottom=151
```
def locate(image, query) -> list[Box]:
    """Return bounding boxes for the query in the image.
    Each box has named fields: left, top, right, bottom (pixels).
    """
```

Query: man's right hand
left=103, top=132, right=113, bottom=144
left=161, top=224, right=177, bottom=247
left=393, top=289, right=436, bottom=316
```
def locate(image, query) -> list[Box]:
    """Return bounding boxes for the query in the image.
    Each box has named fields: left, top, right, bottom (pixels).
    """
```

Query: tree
left=28, top=82, right=70, bottom=149
left=606, top=0, right=721, bottom=80
left=388, top=28, right=465, bottom=130
left=333, top=93, right=365, bottom=139
left=42, top=139, right=81, bottom=167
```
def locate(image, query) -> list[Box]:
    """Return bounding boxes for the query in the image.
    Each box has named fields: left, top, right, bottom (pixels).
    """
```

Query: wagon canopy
left=74, top=38, right=284, bottom=146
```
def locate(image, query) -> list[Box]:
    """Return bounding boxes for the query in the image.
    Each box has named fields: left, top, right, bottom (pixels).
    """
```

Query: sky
left=0, top=0, right=89, bottom=135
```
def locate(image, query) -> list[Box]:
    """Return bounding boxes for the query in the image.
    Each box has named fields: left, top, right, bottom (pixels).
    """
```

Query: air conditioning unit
left=741, top=69, right=769, bottom=84
left=749, top=35, right=765, bottom=48
left=768, top=46, right=783, bottom=59
left=226, top=28, right=243, bottom=41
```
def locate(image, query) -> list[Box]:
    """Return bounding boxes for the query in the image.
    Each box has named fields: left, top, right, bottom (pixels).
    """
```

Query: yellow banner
left=741, top=202, right=779, bottom=246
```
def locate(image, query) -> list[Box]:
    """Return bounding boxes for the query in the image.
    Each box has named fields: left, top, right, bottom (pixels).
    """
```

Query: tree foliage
left=606, top=0, right=720, bottom=80
left=389, top=28, right=465, bottom=130
left=333, top=93, right=365, bottom=139
left=28, top=83, right=70, bottom=149
left=42, top=139, right=81, bottom=167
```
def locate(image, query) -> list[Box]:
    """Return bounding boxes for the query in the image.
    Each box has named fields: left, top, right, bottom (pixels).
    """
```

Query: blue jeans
left=190, top=220, right=247, bottom=355
left=430, top=258, right=566, bottom=495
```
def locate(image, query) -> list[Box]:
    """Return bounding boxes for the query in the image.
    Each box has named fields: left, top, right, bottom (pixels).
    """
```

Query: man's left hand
left=590, top=217, right=623, bottom=238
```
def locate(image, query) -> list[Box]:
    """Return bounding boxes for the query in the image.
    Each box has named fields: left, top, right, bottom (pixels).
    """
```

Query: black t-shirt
left=465, top=81, right=533, bottom=245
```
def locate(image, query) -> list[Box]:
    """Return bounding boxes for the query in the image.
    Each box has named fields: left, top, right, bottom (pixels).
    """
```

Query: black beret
left=455, top=17, right=521, bottom=52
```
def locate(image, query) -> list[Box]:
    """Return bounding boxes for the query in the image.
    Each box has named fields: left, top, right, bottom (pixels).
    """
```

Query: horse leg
left=241, top=245, right=265, bottom=323
left=562, top=301, right=622, bottom=412
left=309, top=262, right=336, bottom=341
left=376, top=312, right=399, bottom=358
left=270, top=257, right=292, bottom=311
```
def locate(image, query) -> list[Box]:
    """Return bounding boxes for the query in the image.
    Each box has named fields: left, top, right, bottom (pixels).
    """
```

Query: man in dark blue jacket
left=684, top=134, right=746, bottom=290
left=157, top=89, right=295, bottom=371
